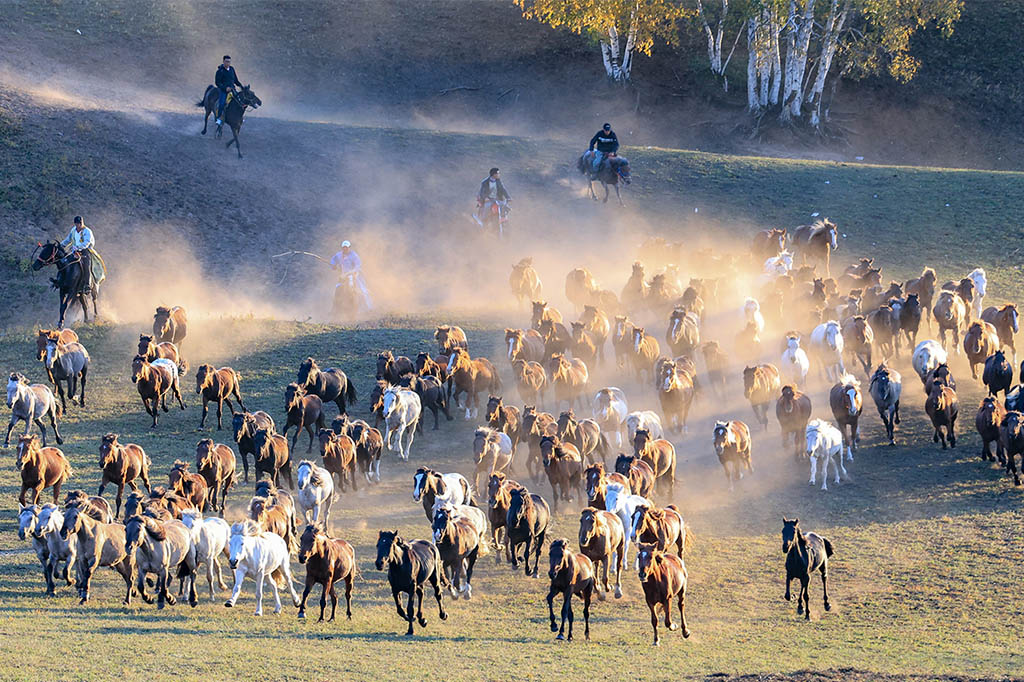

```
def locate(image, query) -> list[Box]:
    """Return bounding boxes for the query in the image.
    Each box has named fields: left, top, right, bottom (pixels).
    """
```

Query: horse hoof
left=652, top=639, right=660, bottom=647
left=668, top=623, right=678, bottom=631
left=550, top=623, right=558, bottom=633
left=682, top=628, right=691, bottom=638
left=824, top=602, right=832, bottom=611
left=614, top=587, right=622, bottom=599
left=418, top=617, right=428, bottom=626
left=224, top=600, right=233, bottom=608
left=556, top=633, right=565, bottom=641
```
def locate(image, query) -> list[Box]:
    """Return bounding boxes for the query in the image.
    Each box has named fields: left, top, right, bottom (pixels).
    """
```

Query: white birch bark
left=747, top=17, right=760, bottom=111
left=601, top=24, right=624, bottom=81
left=808, top=0, right=850, bottom=127
left=621, top=13, right=638, bottom=81
left=780, top=0, right=817, bottom=121
left=769, top=8, right=782, bottom=106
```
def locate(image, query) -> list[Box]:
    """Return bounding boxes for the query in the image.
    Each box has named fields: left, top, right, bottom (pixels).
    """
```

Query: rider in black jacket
left=588, top=123, right=619, bottom=173
left=215, top=55, right=243, bottom=125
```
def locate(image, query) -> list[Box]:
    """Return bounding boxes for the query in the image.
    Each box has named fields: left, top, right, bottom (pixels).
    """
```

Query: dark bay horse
left=197, top=84, right=262, bottom=158
left=577, top=153, right=632, bottom=206
left=782, top=518, right=834, bottom=620
left=374, top=530, right=448, bottom=636
left=32, top=241, right=98, bottom=327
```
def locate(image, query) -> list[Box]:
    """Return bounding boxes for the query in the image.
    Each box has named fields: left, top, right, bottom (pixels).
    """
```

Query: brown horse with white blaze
left=829, top=374, right=863, bottom=460
left=712, top=420, right=752, bottom=491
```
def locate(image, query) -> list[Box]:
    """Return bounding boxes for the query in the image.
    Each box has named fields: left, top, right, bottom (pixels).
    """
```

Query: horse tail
left=61, top=458, right=73, bottom=484
left=270, top=566, right=288, bottom=589
left=433, top=544, right=452, bottom=590
left=287, top=510, right=298, bottom=555
left=595, top=433, right=610, bottom=463
left=823, top=537, right=834, bottom=558
left=682, top=522, right=695, bottom=554
left=196, top=85, right=214, bottom=108
left=178, top=358, right=189, bottom=377
left=52, top=397, right=63, bottom=420
left=462, top=478, right=475, bottom=507
left=345, top=379, right=357, bottom=405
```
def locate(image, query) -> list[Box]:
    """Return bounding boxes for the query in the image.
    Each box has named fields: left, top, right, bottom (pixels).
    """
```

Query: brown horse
left=633, top=429, right=676, bottom=497
left=612, top=315, right=634, bottom=368
left=249, top=494, right=297, bottom=553
left=253, top=427, right=293, bottom=487
left=620, top=262, right=648, bottom=311
left=636, top=542, right=691, bottom=645
left=283, top=383, right=326, bottom=453
left=473, top=426, right=514, bottom=491
left=98, top=433, right=151, bottom=518
left=415, top=352, right=449, bottom=386
left=195, top=364, right=245, bottom=429
left=167, top=460, right=208, bottom=509
left=512, top=360, right=547, bottom=407
left=579, top=305, right=610, bottom=364
left=1000, top=410, right=1024, bottom=486
left=570, top=322, right=599, bottom=367
left=578, top=507, right=624, bottom=599
left=153, top=305, right=188, bottom=347
left=964, top=321, right=1000, bottom=379
left=65, top=489, right=115, bottom=523
left=792, top=219, right=838, bottom=277
left=584, top=462, right=630, bottom=509
left=925, top=379, right=958, bottom=449
left=486, top=472, right=518, bottom=564
left=665, top=308, right=700, bottom=358
left=131, top=355, right=185, bottom=427
left=297, top=524, right=356, bottom=621
left=743, top=364, right=781, bottom=431
left=712, top=420, right=752, bottom=491
left=865, top=305, right=899, bottom=359
left=630, top=325, right=661, bottom=383
left=631, top=504, right=689, bottom=557
left=147, top=485, right=192, bottom=519
left=905, top=267, right=937, bottom=329
left=934, top=291, right=966, bottom=353
left=975, top=397, right=1006, bottom=464
left=138, top=334, right=186, bottom=374
left=36, top=328, right=78, bottom=386
left=194, top=439, right=236, bottom=513
left=539, top=317, right=572, bottom=359
left=540, top=435, right=583, bottom=513
left=565, top=268, right=599, bottom=313
left=841, top=315, right=874, bottom=376
left=506, top=486, right=551, bottom=577
left=701, top=341, right=729, bottom=397
left=531, top=301, right=563, bottom=331
left=232, top=410, right=275, bottom=483
left=447, top=348, right=501, bottom=419
left=613, top=454, right=655, bottom=500
left=521, top=406, right=557, bottom=483
left=486, top=396, right=521, bottom=451
left=829, top=374, right=863, bottom=460
left=16, top=434, right=70, bottom=505
left=556, top=409, right=607, bottom=466
left=782, top=518, right=834, bottom=620
left=509, top=258, right=543, bottom=308
left=435, top=325, right=470, bottom=355
left=546, top=538, right=596, bottom=641
left=376, top=351, right=415, bottom=384
left=431, top=505, right=481, bottom=599
left=981, top=304, right=1019, bottom=361
left=656, top=359, right=695, bottom=433
left=751, top=228, right=787, bottom=261
left=505, top=328, right=546, bottom=364
left=548, top=354, right=589, bottom=411
left=317, top=428, right=358, bottom=492
left=776, top=386, right=812, bottom=458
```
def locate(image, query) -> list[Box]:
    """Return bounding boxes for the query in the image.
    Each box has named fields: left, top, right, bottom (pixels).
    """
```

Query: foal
left=195, top=364, right=246, bottom=429
left=375, top=530, right=449, bottom=636
left=297, top=524, right=356, bottom=622
left=782, top=518, right=834, bottom=620
left=546, top=538, right=595, bottom=641
left=637, top=542, right=691, bottom=646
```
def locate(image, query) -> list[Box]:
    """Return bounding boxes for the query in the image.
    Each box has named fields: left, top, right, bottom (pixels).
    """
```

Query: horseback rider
left=588, top=123, right=619, bottom=174
left=476, top=167, right=510, bottom=220
left=215, top=55, right=243, bottom=127
left=330, top=240, right=373, bottom=311
left=60, top=216, right=96, bottom=294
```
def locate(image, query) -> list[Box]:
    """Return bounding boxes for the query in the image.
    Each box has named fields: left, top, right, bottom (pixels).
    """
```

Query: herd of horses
left=12, top=217, right=1024, bottom=644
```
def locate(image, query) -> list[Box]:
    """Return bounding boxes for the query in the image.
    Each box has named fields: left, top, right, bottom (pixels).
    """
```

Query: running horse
left=577, top=153, right=632, bottom=206
left=791, top=219, right=838, bottom=277
left=31, top=241, right=100, bottom=327
left=196, top=84, right=262, bottom=159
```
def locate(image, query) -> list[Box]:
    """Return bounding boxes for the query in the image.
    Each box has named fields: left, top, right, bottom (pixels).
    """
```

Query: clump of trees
left=514, top=0, right=963, bottom=129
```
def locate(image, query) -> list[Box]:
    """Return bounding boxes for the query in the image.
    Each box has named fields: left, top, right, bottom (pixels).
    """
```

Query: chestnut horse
left=631, top=504, right=689, bottom=557
left=556, top=409, right=607, bottom=466
left=630, top=325, right=661, bottom=384
left=167, top=460, right=208, bottom=509
left=579, top=305, right=611, bottom=364
left=632, top=429, right=676, bottom=497
left=486, top=472, right=518, bottom=564
left=964, top=321, right=1000, bottom=380
left=98, top=433, right=151, bottom=518
left=540, top=435, right=583, bottom=513
left=905, top=267, right=937, bottom=329
left=253, top=427, right=293, bottom=487
left=505, top=328, right=546, bottom=364
left=656, top=359, right=694, bottom=433
left=829, top=374, right=863, bottom=460
left=435, top=325, right=469, bottom=355
left=531, top=301, right=563, bottom=331
left=776, top=386, right=812, bottom=458
left=975, top=397, right=1005, bottom=464
left=578, top=507, right=625, bottom=599
left=743, top=364, right=781, bottom=431
left=16, top=434, right=71, bottom=505
left=283, top=383, right=326, bottom=453
left=613, top=454, right=655, bottom=500
left=447, top=348, right=502, bottom=419
left=195, top=364, right=245, bottom=429
left=486, top=395, right=522, bottom=451
left=841, top=315, right=874, bottom=376
left=925, top=379, right=958, bottom=449
left=751, top=228, right=787, bottom=261
left=153, top=305, right=188, bottom=347
left=583, top=462, right=629, bottom=510
left=130, top=355, right=185, bottom=427
left=712, top=420, right=752, bottom=491
left=521, top=406, right=557, bottom=483
left=195, top=438, right=236, bottom=513
left=981, top=304, right=1019, bottom=361
left=933, top=291, right=966, bottom=353
left=512, top=359, right=547, bottom=407
left=506, top=486, right=550, bottom=577
left=510, top=258, right=543, bottom=307
left=298, top=524, right=356, bottom=621
left=546, top=538, right=595, bottom=641
left=317, top=428, right=358, bottom=492
left=547, top=354, right=589, bottom=411
left=138, top=334, right=185, bottom=374
left=636, top=543, right=691, bottom=645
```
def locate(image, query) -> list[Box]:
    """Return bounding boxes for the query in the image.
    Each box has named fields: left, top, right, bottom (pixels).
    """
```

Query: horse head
left=781, top=518, right=800, bottom=554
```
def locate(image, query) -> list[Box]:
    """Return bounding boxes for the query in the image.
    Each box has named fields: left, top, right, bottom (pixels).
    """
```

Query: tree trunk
left=780, top=0, right=816, bottom=122
left=601, top=25, right=624, bottom=81
left=769, top=8, right=782, bottom=106
left=808, top=0, right=850, bottom=128
left=747, top=18, right=759, bottom=112
left=621, top=14, right=638, bottom=81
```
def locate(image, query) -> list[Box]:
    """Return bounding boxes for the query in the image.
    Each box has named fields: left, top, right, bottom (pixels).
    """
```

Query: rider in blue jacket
left=215, top=55, right=243, bottom=126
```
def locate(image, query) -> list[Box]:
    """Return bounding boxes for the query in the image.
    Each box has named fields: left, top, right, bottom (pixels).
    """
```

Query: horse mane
left=299, top=460, right=323, bottom=486
left=143, top=516, right=167, bottom=540
left=837, top=373, right=860, bottom=388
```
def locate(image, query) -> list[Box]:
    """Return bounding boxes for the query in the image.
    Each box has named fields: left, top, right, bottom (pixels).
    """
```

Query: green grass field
left=1, top=313, right=1021, bottom=681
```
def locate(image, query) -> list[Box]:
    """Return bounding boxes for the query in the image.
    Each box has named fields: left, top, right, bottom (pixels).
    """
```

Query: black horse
left=296, top=357, right=357, bottom=416
left=577, top=153, right=632, bottom=206
left=374, top=530, right=448, bottom=636
left=196, top=84, right=262, bottom=158
left=32, top=241, right=98, bottom=328
left=782, top=518, right=835, bottom=620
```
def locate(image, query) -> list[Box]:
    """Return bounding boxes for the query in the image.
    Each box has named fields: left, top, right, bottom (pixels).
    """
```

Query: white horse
left=805, top=419, right=845, bottom=491
left=412, top=469, right=472, bottom=508
left=625, top=411, right=664, bottom=444
left=180, top=509, right=230, bottom=599
left=5, top=372, right=62, bottom=447
left=19, top=504, right=53, bottom=591
left=743, top=298, right=766, bottom=334
left=296, top=460, right=335, bottom=525
left=225, top=520, right=300, bottom=616
left=810, top=321, right=845, bottom=382
left=912, top=339, right=947, bottom=383
left=762, top=251, right=793, bottom=277
left=36, top=503, right=76, bottom=594
left=604, top=482, right=652, bottom=568
left=382, top=386, right=421, bottom=461
left=781, top=335, right=810, bottom=387
left=968, top=268, right=987, bottom=320
left=592, top=387, right=628, bottom=447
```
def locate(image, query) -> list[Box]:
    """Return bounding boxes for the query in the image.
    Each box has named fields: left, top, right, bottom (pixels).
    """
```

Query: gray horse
left=5, top=372, right=63, bottom=446
left=577, top=153, right=632, bottom=206
left=44, top=336, right=90, bottom=412
left=869, top=363, right=902, bottom=446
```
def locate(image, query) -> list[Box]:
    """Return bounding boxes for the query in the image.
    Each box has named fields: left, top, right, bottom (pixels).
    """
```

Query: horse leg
left=649, top=603, right=660, bottom=646
left=784, top=572, right=792, bottom=601
left=588, top=179, right=597, bottom=201
left=216, top=398, right=224, bottom=429
left=546, top=585, right=558, bottom=632
left=615, top=183, right=624, bottom=207
left=820, top=563, right=831, bottom=611
left=319, top=577, right=332, bottom=622
left=232, top=127, right=243, bottom=159
left=602, top=183, right=609, bottom=204
left=560, top=588, right=574, bottom=641
left=523, top=534, right=534, bottom=577
left=328, top=578, right=339, bottom=622
left=677, top=586, right=691, bottom=637
left=202, top=106, right=210, bottom=135
left=343, top=575, right=353, bottom=619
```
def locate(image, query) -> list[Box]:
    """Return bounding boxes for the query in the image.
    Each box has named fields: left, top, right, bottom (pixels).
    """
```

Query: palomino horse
left=16, top=434, right=70, bottom=505
left=975, top=397, right=1005, bottom=464
left=44, top=332, right=89, bottom=411
left=633, top=429, right=676, bottom=497
left=792, top=219, right=838, bottom=275
left=981, top=304, right=1019, bottom=361
left=776, top=386, right=812, bottom=458
left=317, top=428, right=358, bottom=492
left=512, top=359, right=547, bottom=407
left=298, top=524, right=356, bottom=622
left=868, top=364, right=902, bottom=446
left=131, top=355, right=185, bottom=427
left=743, top=364, right=781, bottom=431
left=964, top=321, right=999, bottom=379
left=540, top=435, right=584, bottom=513
left=546, top=538, right=596, bottom=641
left=505, top=486, right=551, bottom=577
left=153, top=305, right=188, bottom=347
left=933, top=291, right=966, bottom=353
left=577, top=153, right=632, bottom=205
left=510, top=258, right=543, bottom=308
left=804, top=419, right=846, bottom=491
left=98, top=433, right=151, bottom=518
left=637, top=542, right=691, bottom=645
left=782, top=518, right=834, bottom=620
left=829, top=374, right=863, bottom=460
left=232, top=411, right=275, bottom=483
left=548, top=354, right=589, bottom=411
left=5, top=372, right=63, bottom=447
left=297, top=356, right=356, bottom=416
left=432, top=505, right=482, bottom=600
left=31, top=241, right=98, bottom=327
left=374, top=530, right=449, bottom=636
left=447, top=348, right=501, bottom=419
left=195, top=364, right=246, bottom=429
left=578, top=507, right=625, bottom=598
left=197, top=84, right=262, bottom=158
left=473, top=426, right=514, bottom=492
left=283, top=383, right=326, bottom=453
left=712, top=421, right=752, bottom=491
left=925, top=379, right=958, bottom=449
left=225, top=520, right=300, bottom=615
left=195, top=438, right=236, bottom=514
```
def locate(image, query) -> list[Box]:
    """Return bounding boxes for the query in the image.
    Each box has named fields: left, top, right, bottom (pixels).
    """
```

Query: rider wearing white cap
left=330, top=240, right=373, bottom=310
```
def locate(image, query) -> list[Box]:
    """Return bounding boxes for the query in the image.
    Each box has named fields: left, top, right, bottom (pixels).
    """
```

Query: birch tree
left=515, top=0, right=691, bottom=82
left=694, top=0, right=744, bottom=90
